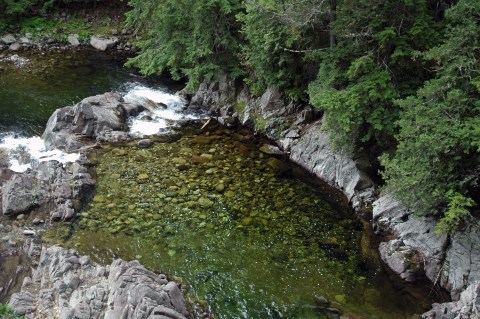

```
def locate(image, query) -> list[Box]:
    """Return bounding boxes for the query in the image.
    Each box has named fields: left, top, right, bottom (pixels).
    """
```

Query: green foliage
left=238, top=0, right=329, bottom=98
left=381, top=0, right=480, bottom=231
left=435, top=193, right=475, bottom=234
left=308, top=0, right=443, bottom=149
left=125, top=0, right=244, bottom=91
left=0, top=303, right=23, bottom=319
left=17, top=15, right=92, bottom=41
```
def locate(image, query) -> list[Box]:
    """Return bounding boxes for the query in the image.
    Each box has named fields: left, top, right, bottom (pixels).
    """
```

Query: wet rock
left=266, top=157, right=289, bottom=176
left=259, top=144, right=284, bottom=155
left=314, top=295, right=330, bottom=308
left=137, top=139, right=153, bottom=148
left=9, top=245, right=189, bottom=319
left=90, top=35, right=119, bottom=51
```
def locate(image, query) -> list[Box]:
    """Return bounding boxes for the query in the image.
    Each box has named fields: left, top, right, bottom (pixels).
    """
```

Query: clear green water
left=0, top=49, right=158, bottom=136
left=45, top=125, right=439, bottom=319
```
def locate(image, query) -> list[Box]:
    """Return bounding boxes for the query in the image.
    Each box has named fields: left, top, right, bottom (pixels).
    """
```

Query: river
left=0, top=49, right=444, bottom=319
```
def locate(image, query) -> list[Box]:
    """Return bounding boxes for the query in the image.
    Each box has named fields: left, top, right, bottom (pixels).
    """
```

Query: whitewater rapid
left=0, top=85, right=203, bottom=173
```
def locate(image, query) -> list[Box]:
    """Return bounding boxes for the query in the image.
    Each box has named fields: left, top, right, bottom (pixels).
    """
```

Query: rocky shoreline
left=186, top=75, right=480, bottom=318
left=0, top=92, right=208, bottom=318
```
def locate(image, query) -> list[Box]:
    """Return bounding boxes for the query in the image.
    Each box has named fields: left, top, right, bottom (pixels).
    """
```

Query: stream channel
left=0, top=49, right=443, bottom=319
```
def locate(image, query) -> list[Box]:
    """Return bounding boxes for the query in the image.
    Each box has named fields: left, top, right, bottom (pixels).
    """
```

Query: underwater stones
left=215, top=183, right=225, bottom=193
left=137, top=173, right=149, bottom=181
left=259, top=144, right=284, bottom=155
left=193, top=136, right=212, bottom=145
left=137, top=139, right=153, bottom=148
left=93, top=195, right=105, bottom=203
left=192, top=155, right=211, bottom=164
left=266, top=157, right=289, bottom=176
left=198, top=197, right=213, bottom=208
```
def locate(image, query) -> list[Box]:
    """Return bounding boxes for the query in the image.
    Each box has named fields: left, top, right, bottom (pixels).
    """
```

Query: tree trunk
left=329, top=0, right=336, bottom=48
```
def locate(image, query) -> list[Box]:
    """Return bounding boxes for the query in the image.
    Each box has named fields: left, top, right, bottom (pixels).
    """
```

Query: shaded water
left=45, top=124, right=439, bottom=319
left=0, top=49, right=168, bottom=137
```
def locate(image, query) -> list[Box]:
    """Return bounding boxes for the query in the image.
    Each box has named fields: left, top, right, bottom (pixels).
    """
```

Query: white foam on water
left=0, top=136, right=80, bottom=173
left=124, top=86, right=204, bottom=136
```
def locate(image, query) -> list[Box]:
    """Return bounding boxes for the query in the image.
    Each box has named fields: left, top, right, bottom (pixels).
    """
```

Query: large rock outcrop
left=42, top=92, right=143, bottom=152
left=2, top=92, right=147, bottom=219
left=422, top=281, right=480, bottom=319
left=9, top=245, right=190, bottom=319
left=1, top=159, right=94, bottom=219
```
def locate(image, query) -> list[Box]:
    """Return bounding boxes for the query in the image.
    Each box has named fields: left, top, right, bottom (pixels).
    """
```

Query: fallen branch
left=201, top=118, right=212, bottom=130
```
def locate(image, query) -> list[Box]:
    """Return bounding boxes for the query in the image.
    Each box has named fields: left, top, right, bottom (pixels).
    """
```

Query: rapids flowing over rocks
left=187, top=75, right=480, bottom=318
left=9, top=244, right=189, bottom=319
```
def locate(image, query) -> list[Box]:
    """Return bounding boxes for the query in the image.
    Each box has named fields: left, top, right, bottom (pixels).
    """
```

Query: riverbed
left=0, top=49, right=445, bottom=319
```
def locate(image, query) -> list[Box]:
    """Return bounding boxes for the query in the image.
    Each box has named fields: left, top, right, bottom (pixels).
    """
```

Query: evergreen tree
left=381, top=0, right=480, bottom=232
left=125, top=0, right=244, bottom=91
left=238, top=0, right=330, bottom=99
left=308, top=0, right=443, bottom=150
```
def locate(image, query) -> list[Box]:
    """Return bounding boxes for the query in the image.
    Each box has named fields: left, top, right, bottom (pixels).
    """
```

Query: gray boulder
left=90, top=35, right=119, bottom=51
left=1, top=173, right=44, bottom=216
left=42, top=92, right=138, bottom=152
left=9, top=245, right=189, bottom=319
left=422, top=281, right=480, bottom=318
left=68, top=34, right=80, bottom=47
left=8, top=43, right=22, bottom=51
left=1, top=34, right=16, bottom=44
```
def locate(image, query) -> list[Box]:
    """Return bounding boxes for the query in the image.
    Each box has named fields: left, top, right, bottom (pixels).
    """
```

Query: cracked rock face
left=9, top=245, right=189, bottom=319
left=422, top=281, right=480, bottom=319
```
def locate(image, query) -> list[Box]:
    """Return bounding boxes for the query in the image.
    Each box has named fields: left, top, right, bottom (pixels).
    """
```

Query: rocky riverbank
left=0, top=91, right=207, bottom=318
left=9, top=244, right=190, bottom=319
left=186, top=75, right=480, bottom=318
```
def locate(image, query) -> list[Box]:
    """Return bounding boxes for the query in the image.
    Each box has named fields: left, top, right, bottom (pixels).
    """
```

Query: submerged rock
left=9, top=245, right=190, bottom=319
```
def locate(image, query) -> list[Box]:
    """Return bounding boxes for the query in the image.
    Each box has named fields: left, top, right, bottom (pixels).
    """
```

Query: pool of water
left=0, top=48, right=175, bottom=137
left=44, top=124, right=440, bottom=319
